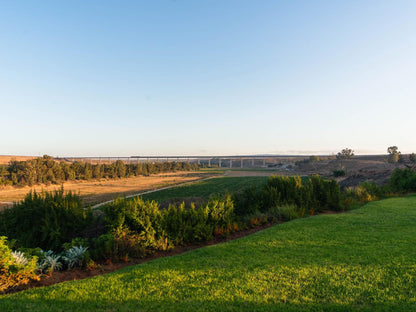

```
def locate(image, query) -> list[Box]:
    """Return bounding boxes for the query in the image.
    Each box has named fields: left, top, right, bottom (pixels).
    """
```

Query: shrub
left=90, top=228, right=147, bottom=262
left=91, top=234, right=117, bottom=261
left=333, top=169, right=346, bottom=177
left=390, top=168, right=416, bottom=193
left=38, top=251, right=63, bottom=274
left=269, top=204, right=299, bottom=221
left=233, top=185, right=263, bottom=217
left=0, top=236, right=39, bottom=293
left=235, top=175, right=342, bottom=216
left=0, top=188, right=93, bottom=251
left=11, top=251, right=29, bottom=266
left=62, top=246, right=89, bottom=269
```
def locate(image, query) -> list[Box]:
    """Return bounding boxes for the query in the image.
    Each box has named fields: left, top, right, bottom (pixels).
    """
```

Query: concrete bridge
left=58, top=155, right=309, bottom=169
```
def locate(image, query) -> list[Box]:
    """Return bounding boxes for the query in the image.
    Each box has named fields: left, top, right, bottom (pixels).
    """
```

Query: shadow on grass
left=0, top=296, right=414, bottom=312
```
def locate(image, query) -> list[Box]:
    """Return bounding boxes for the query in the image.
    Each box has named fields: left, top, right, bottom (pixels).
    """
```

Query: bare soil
left=286, top=156, right=402, bottom=188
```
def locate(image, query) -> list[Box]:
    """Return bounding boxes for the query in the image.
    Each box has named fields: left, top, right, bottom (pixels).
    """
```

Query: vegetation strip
left=0, top=155, right=198, bottom=187
left=2, top=196, right=416, bottom=311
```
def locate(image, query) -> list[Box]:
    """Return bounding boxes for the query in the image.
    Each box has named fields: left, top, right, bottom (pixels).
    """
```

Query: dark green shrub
left=333, top=169, right=346, bottom=177
left=390, top=168, right=416, bottom=193
left=91, top=234, right=117, bottom=261
left=234, top=175, right=342, bottom=217
left=62, top=237, right=90, bottom=251
left=0, top=188, right=93, bottom=251
left=233, top=185, right=264, bottom=216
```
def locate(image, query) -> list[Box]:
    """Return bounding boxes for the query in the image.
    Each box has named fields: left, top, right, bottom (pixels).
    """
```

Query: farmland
left=2, top=195, right=416, bottom=311
left=0, top=171, right=213, bottom=209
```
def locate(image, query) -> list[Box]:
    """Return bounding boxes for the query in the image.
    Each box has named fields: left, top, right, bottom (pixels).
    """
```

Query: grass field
left=2, top=195, right=416, bottom=311
left=140, top=176, right=267, bottom=202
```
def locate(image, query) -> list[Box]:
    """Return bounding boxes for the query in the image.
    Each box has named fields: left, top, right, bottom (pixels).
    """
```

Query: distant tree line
left=0, top=155, right=199, bottom=187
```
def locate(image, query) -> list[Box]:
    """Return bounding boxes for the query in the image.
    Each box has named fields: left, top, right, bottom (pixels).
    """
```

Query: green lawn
left=2, top=196, right=416, bottom=311
left=141, top=176, right=267, bottom=202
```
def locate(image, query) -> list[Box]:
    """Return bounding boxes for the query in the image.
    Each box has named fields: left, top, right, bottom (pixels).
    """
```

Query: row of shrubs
left=234, top=175, right=341, bottom=217
left=0, top=155, right=199, bottom=186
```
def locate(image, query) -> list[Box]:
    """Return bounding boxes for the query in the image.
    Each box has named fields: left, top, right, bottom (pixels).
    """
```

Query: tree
left=410, top=153, right=416, bottom=164
left=336, top=148, right=354, bottom=175
left=387, top=146, right=400, bottom=163
left=336, top=148, right=354, bottom=160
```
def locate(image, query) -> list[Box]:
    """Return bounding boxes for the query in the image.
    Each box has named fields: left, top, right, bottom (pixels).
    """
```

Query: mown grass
left=141, top=176, right=267, bottom=202
left=2, top=196, right=416, bottom=311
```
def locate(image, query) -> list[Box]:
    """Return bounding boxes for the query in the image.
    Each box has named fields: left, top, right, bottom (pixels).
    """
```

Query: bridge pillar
left=208, top=159, right=211, bottom=167
left=263, top=159, right=266, bottom=167
left=241, top=158, right=243, bottom=168
left=252, top=159, right=255, bottom=167
left=230, top=159, right=232, bottom=168
left=219, top=158, right=221, bottom=168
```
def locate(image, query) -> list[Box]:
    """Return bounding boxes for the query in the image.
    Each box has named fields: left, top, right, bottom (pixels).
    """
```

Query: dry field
left=0, top=171, right=214, bottom=209
left=0, top=155, right=38, bottom=165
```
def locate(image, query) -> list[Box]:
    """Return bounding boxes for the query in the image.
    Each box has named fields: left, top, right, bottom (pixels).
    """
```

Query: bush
left=342, top=181, right=386, bottom=208
left=390, top=168, right=416, bottom=193
left=38, top=251, right=63, bottom=274
left=0, top=188, right=93, bottom=251
left=91, top=228, right=147, bottom=262
left=333, top=170, right=346, bottom=177
left=269, top=204, right=299, bottom=221
left=0, top=236, right=39, bottom=293
left=62, top=246, right=89, bottom=269
left=235, top=175, right=342, bottom=216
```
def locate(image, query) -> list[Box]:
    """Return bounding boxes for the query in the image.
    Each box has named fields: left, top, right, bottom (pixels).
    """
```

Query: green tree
left=115, top=160, right=126, bottom=178
left=387, top=146, right=400, bottom=163
left=336, top=148, right=354, bottom=174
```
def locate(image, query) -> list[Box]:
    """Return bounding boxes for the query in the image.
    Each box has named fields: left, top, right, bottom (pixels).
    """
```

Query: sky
left=1, top=0, right=415, bottom=157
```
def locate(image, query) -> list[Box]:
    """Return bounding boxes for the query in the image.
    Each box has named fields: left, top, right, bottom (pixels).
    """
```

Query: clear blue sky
left=1, top=0, right=415, bottom=156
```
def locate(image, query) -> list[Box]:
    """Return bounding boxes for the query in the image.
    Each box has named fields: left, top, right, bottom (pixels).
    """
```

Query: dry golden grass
left=0, top=171, right=214, bottom=209
left=0, top=155, right=38, bottom=165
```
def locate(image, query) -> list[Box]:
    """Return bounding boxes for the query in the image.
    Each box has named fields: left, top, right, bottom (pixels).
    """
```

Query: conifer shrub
left=0, top=189, right=93, bottom=251
left=233, top=175, right=342, bottom=220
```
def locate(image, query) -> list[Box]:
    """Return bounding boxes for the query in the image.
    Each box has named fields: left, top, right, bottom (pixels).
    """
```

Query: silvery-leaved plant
left=39, top=252, right=63, bottom=273
left=63, top=246, right=88, bottom=269
left=11, top=250, right=29, bottom=266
